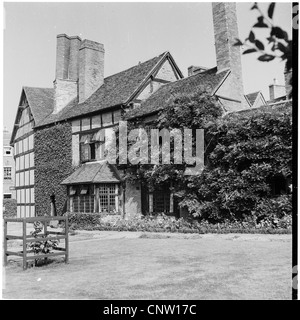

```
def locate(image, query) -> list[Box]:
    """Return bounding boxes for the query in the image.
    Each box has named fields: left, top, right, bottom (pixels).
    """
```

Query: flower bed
left=66, top=212, right=292, bottom=234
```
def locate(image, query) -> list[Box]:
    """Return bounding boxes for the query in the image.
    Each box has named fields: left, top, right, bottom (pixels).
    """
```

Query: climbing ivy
left=35, top=122, right=73, bottom=216
left=125, top=91, right=292, bottom=223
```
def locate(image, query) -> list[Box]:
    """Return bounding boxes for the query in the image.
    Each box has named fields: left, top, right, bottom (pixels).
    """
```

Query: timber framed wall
left=14, top=98, right=35, bottom=218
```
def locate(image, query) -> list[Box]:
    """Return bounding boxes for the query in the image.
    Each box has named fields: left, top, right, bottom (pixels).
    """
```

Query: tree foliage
left=124, top=90, right=292, bottom=224
left=234, top=2, right=292, bottom=96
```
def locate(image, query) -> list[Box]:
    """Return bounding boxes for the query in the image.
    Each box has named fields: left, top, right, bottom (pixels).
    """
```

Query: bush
left=67, top=212, right=291, bottom=234
left=3, top=199, right=17, bottom=218
left=67, top=213, right=102, bottom=229
left=180, top=105, right=292, bottom=222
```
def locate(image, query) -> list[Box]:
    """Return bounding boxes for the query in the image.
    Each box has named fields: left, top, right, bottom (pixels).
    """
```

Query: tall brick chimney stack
left=212, top=2, right=247, bottom=111
left=53, top=34, right=82, bottom=114
left=69, top=36, right=82, bottom=80
left=78, top=40, right=105, bottom=103
left=55, top=34, right=70, bottom=79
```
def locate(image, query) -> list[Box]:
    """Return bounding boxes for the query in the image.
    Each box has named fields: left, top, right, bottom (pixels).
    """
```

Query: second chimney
left=269, top=78, right=286, bottom=100
left=212, top=2, right=247, bottom=110
left=79, top=40, right=105, bottom=103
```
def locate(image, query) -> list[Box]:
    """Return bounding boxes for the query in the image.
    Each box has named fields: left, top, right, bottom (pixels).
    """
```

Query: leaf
left=268, top=2, right=275, bottom=19
left=258, top=54, right=275, bottom=62
left=286, top=59, right=292, bottom=71
left=271, top=27, right=289, bottom=41
left=277, top=42, right=287, bottom=53
left=267, top=36, right=275, bottom=43
left=234, top=38, right=243, bottom=46
left=243, top=48, right=257, bottom=55
left=253, top=16, right=269, bottom=28
left=248, top=31, right=255, bottom=43
left=251, top=2, right=258, bottom=10
left=255, top=40, right=265, bottom=51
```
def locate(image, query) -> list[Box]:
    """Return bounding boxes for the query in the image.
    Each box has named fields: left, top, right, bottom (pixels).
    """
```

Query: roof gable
left=125, top=67, right=230, bottom=119
left=23, top=87, right=54, bottom=124
left=36, top=51, right=183, bottom=127
left=246, top=91, right=267, bottom=108
left=10, top=87, right=54, bottom=144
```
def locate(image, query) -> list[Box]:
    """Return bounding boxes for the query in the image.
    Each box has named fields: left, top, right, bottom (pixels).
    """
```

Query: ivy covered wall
left=35, top=122, right=73, bottom=216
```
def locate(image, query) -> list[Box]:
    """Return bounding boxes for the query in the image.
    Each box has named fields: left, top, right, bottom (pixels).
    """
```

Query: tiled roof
left=234, top=99, right=292, bottom=116
left=61, top=161, right=122, bottom=185
left=245, top=91, right=260, bottom=106
left=23, top=87, right=54, bottom=125
left=267, top=95, right=287, bottom=105
left=36, top=52, right=168, bottom=127
left=124, top=67, right=229, bottom=119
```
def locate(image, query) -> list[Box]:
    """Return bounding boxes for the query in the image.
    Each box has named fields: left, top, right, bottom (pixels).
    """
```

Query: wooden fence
left=4, top=216, right=69, bottom=270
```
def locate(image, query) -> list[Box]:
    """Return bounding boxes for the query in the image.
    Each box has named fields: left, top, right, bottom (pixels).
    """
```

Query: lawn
left=2, top=232, right=292, bottom=300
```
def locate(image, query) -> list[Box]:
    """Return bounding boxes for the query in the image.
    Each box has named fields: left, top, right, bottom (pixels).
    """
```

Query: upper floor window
left=4, top=147, right=12, bottom=156
left=80, top=143, right=96, bottom=163
left=80, top=134, right=96, bottom=163
left=4, top=167, right=12, bottom=180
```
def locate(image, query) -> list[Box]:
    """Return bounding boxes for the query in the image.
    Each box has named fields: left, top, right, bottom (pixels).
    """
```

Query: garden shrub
left=67, top=213, right=102, bottom=229
left=184, top=105, right=293, bottom=222
left=67, top=212, right=291, bottom=234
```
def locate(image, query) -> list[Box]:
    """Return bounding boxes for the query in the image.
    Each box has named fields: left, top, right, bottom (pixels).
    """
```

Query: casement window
left=80, top=134, right=96, bottom=163
left=98, top=184, right=117, bottom=213
left=153, top=190, right=170, bottom=213
left=4, top=167, right=12, bottom=180
left=69, top=185, right=95, bottom=213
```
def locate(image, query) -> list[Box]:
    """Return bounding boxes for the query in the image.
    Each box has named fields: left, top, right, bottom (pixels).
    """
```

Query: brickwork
left=79, top=40, right=105, bottom=103
left=55, top=34, right=70, bottom=79
left=212, top=2, right=247, bottom=110
left=69, top=36, right=82, bottom=80
left=53, top=79, right=78, bottom=114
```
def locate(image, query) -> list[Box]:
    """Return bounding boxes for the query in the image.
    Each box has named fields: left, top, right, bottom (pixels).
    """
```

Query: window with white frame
left=69, top=185, right=95, bottom=213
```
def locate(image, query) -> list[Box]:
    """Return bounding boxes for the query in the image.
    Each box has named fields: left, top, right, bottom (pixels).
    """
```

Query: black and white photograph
left=1, top=1, right=297, bottom=301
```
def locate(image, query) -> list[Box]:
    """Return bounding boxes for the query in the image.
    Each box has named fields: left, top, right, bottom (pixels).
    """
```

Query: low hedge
left=66, top=212, right=292, bottom=234
left=3, top=199, right=17, bottom=218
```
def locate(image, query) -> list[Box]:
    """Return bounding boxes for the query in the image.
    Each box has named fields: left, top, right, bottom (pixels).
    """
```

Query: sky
left=2, top=1, right=292, bottom=133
